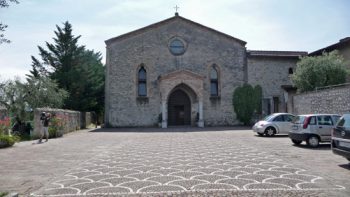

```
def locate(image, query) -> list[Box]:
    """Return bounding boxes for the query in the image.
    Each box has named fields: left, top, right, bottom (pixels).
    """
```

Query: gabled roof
left=247, top=50, right=307, bottom=57
left=105, top=13, right=246, bottom=46
left=309, top=37, right=350, bottom=56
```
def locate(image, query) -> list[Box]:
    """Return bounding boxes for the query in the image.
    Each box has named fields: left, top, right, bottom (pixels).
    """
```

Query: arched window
left=288, top=67, right=293, bottom=75
left=138, top=67, right=147, bottom=96
left=210, top=66, right=219, bottom=96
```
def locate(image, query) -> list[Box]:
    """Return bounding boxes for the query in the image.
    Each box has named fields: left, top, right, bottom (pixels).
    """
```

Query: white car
left=253, top=113, right=295, bottom=137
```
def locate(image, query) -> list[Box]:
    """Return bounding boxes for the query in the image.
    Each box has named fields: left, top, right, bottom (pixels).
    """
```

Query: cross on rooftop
left=174, top=5, right=179, bottom=14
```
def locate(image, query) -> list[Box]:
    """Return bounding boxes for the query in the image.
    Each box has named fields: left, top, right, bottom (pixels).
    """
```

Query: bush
left=232, top=84, right=262, bottom=125
left=0, top=192, right=8, bottom=197
left=0, top=134, right=20, bottom=148
left=292, top=51, right=348, bottom=92
left=48, top=117, right=63, bottom=138
left=0, top=117, right=11, bottom=135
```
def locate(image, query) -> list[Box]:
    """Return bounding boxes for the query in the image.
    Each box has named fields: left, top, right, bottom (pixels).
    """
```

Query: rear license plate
left=292, top=125, right=298, bottom=130
left=339, top=141, right=350, bottom=149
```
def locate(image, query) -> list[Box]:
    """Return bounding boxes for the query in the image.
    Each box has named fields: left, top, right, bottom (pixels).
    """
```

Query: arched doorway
left=168, top=89, right=191, bottom=126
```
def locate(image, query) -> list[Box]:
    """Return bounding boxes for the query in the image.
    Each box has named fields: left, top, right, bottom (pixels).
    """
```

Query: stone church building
left=104, top=13, right=307, bottom=128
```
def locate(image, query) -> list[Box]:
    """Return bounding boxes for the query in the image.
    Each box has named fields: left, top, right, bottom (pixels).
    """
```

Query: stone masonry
left=293, top=84, right=350, bottom=115
left=247, top=53, right=302, bottom=115
left=33, top=108, right=80, bottom=138
left=105, top=15, right=246, bottom=127
left=105, top=14, right=306, bottom=127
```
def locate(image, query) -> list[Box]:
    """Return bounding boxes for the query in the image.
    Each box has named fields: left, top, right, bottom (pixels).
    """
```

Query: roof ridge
left=248, top=50, right=308, bottom=57
left=105, top=15, right=246, bottom=45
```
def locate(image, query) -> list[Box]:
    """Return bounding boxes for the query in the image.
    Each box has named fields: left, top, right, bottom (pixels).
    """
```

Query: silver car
left=289, top=114, right=341, bottom=147
left=253, top=113, right=295, bottom=137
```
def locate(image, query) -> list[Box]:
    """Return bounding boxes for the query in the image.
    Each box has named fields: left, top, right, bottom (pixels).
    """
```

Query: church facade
left=104, top=14, right=306, bottom=128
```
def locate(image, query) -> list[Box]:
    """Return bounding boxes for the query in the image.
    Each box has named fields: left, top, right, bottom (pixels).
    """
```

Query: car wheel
left=264, top=127, right=276, bottom=137
left=291, top=139, right=302, bottom=145
left=307, top=136, right=319, bottom=148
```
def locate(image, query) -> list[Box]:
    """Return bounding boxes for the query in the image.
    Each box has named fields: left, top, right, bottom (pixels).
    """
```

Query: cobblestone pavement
left=1, top=127, right=349, bottom=196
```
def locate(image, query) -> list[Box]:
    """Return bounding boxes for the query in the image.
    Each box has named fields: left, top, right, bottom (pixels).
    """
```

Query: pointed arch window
left=210, top=66, right=219, bottom=96
left=138, top=67, right=147, bottom=96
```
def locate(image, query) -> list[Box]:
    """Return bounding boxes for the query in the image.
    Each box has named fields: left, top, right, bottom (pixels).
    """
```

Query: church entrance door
left=168, top=89, right=191, bottom=126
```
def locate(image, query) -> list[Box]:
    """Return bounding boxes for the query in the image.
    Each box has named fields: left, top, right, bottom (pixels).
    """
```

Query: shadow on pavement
left=89, top=126, right=252, bottom=133
left=292, top=143, right=331, bottom=150
left=339, top=163, right=350, bottom=170
left=254, top=134, right=289, bottom=138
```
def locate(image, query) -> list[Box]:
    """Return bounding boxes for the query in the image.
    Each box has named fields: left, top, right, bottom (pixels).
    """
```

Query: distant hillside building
left=309, top=37, right=350, bottom=60
left=309, top=37, right=350, bottom=81
left=104, top=13, right=306, bottom=128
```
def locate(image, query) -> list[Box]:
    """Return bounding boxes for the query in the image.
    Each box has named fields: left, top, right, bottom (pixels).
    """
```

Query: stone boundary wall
left=80, top=112, right=92, bottom=129
left=33, top=108, right=80, bottom=138
left=293, top=84, right=350, bottom=115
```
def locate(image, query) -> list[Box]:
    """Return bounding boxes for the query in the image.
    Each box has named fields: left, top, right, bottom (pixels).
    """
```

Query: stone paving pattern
left=1, top=127, right=349, bottom=196
left=27, top=128, right=347, bottom=196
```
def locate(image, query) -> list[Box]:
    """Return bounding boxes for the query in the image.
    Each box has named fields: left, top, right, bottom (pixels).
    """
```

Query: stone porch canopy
left=158, top=69, right=205, bottom=128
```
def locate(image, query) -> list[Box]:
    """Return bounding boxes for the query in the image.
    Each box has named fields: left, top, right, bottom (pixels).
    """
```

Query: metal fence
left=315, top=83, right=350, bottom=92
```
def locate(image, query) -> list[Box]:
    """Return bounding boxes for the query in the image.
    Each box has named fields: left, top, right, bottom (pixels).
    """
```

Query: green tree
left=32, top=21, right=85, bottom=90
left=0, top=0, right=19, bottom=44
left=292, top=51, right=348, bottom=92
left=25, top=76, right=68, bottom=110
left=0, top=76, right=68, bottom=121
left=30, top=21, right=105, bottom=115
left=0, top=78, right=26, bottom=120
left=65, top=49, right=105, bottom=114
left=232, top=84, right=262, bottom=125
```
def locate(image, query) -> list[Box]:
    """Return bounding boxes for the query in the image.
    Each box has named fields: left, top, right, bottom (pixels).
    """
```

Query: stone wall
left=247, top=56, right=298, bottom=115
left=105, top=17, right=246, bottom=127
left=293, top=84, right=350, bottom=115
left=80, top=112, right=92, bottom=129
left=33, top=108, right=80, bottom=138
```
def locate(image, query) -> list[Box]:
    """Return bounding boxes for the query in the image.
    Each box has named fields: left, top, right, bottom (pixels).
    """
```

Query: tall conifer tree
left=29, top=21, right=105, bottom=114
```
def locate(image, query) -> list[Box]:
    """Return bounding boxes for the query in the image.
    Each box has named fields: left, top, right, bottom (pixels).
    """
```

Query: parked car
left=331, top=113, right=350, bottom=163
left=289, top=114, right=341, bottom=147
left=253, top=113, right=295, bottom=137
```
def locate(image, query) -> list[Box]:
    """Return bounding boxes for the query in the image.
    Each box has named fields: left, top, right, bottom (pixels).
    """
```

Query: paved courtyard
left=0, top=127, right=349, bottom=196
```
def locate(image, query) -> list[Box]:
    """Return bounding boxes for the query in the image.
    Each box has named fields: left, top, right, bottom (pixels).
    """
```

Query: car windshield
left=292, top=116, right=305, bottom=124
left=337, top=115, right=350, bottom=128
left=263, top=114, right=275, bottom=121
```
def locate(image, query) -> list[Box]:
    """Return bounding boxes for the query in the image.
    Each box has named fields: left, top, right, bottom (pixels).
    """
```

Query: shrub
left=0, top=134, right=20, bottom=148
left=48, top=116, right=63, bottom=138
left=0, top=192, right=8, bottom=197
left=0, top=117, right=10, bottom=135
left=292, top=51, right=347, bottom=92
left=232, top=84, right=262, bottom=125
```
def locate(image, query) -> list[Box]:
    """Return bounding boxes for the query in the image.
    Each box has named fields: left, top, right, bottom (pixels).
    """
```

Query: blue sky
left=0, top=0, right=349, bottom=79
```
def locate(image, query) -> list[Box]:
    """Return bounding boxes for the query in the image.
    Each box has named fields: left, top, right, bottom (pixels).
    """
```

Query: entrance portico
left=159, top=69, right=204, bottom=128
